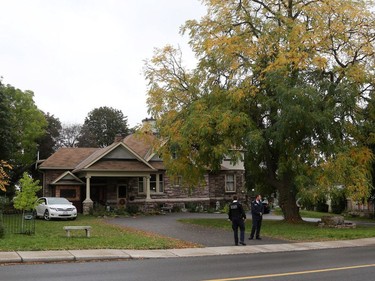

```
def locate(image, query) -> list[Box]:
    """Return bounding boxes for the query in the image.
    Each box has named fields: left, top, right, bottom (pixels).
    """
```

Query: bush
left=185, top=202, right=198, bottom=213
left=126, top=204, right=139, bottom=215
left=91, top=204, right=110, bottom=217
left=0, top=196, right=12, bottom=211
left=114, top=207, right=128, bottom=216
left=222, top=203, right=230, bottom=214
left=298, top=191, right=315, bottom=211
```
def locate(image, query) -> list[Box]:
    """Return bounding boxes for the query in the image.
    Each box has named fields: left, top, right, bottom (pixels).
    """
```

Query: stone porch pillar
left=146, top=175, right=151, bottom=201
left=83, top=175, right=93, bottom=215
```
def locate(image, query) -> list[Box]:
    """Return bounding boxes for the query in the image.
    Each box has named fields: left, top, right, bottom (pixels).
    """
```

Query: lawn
left=179, top=215, right=375, bottom=242
left=2, top=212, right=375, bottom=252
left=0, top=215, right=198, bottom=251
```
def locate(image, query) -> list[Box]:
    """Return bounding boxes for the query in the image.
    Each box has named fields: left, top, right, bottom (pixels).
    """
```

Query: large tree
left=144, top=0, right=375, bottom=222
left=78, top=106, right=130, bottom=147
left=1, top=83, right=47, bottom=179
left=0, top=80, right=14, bottom=161
left=57, top=123, right=82, bottom=148
left=36, top=113, right=62, bottom=160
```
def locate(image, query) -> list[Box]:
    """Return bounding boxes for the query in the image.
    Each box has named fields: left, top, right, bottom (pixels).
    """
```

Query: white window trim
left=172, top=175, right=183, bottom=187
left=150, top=174, right=164, bottom=194
left=138, top=177, right=145, bottom=194
left=225, top=174, right=236, bottom=193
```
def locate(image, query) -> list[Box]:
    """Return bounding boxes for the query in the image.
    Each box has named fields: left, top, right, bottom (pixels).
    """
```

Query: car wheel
left=44, top=210, right=51, bottom=221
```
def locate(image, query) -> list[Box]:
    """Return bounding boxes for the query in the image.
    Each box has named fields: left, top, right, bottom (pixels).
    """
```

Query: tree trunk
left=278, top=184, right=302, bottom=223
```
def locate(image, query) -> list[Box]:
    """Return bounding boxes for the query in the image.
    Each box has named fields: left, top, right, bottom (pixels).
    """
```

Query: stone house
left=346, top=199, right=375, bottom=218
left=38, top=121, right=246, bottom=214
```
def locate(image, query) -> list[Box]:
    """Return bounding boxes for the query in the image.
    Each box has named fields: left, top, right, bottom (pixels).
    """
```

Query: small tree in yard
left=13, top=172, right=41, bottom=212
left=13, top=172, right=41, bottom=234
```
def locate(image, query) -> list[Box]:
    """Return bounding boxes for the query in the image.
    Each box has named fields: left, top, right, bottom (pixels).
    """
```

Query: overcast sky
left=0, top=0, right=207, bottom=127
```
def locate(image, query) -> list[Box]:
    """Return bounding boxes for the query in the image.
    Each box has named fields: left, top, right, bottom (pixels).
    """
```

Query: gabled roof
left=39, top=134, right=160, bottom=172
left=123, top=134, right=154, bottom=159
left=72, top=141, right=155, bottom=172
left=51, top=171, right=85, bottom=185
left=39, top=147, right=98, bottom=169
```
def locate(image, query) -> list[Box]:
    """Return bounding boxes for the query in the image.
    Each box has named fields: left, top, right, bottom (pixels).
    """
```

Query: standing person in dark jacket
left=249, top=194, right=264, bottom=240
left=228, top=195, right=246, bottom=246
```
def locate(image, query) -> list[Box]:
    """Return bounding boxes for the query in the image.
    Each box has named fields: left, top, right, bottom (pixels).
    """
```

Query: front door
left=91, top=185, right=107, bottom=206
left=118, top=185, right=127, bottom=207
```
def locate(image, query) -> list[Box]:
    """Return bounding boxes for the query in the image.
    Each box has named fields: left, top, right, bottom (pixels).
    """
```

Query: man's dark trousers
left=250, top=216, right=262, bottom=239
left=232, top=218, right=245, bottom=245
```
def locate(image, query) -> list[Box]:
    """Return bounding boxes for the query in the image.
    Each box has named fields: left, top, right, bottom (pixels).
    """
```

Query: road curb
left=1, top=238, right=375, bottom=264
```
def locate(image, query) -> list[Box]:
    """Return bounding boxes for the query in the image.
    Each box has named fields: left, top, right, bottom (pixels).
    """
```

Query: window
left=173, top=175, right=182, bottom=187
left=150, top=174, right=157, bottom=192
left=56, top=186, right=80, bottom=201
left=138, top=177, right=144, bottom=193
left=118, top=185, right=127, bottom=198
left=139, top=174, right=164, bottom=193
left=159, top=174, right=164, bottom=193
left=225, top=174, right=236, bottom=192
left=150, top=174, right=164, bottom=193
left=60, top=189, right=76, bottom=199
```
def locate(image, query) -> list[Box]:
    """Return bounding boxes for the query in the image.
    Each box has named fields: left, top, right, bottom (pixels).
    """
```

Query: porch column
left=83, top=175, right=93, bottom=215
left=146, top=176, right=151, bottom=201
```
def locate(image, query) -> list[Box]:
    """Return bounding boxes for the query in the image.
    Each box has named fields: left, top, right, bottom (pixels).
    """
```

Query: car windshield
left=47, top=198, right=70, bottom=205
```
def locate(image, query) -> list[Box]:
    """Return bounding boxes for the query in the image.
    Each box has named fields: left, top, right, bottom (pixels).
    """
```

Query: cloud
left=0, top=0, right=206, bottom=127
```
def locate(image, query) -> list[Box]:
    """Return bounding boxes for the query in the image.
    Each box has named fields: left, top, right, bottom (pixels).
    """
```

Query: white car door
left=35, top=198, right=47, bottom=217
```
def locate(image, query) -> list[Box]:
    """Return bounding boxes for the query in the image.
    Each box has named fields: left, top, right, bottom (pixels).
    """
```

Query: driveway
left=108, top=212, right=289, bottom=247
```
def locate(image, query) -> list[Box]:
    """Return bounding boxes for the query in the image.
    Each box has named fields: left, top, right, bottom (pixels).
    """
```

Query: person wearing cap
left=228, top=195, right=246, bottom=246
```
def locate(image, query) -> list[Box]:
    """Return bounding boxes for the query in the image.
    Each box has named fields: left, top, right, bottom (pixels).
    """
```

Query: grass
left=179, top=215, right=375, bottom=242
left=0, top=215, right=198, bottom=251
left=273, top=208, right=375, bottom=222
left=1, top=211, right=375, bottom=251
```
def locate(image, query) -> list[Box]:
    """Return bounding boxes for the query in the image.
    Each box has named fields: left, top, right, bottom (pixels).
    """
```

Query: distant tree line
left=0, top=79, right=133, bottom=197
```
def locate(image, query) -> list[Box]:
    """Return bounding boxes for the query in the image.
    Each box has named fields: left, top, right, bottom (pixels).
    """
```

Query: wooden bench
left=63, top=226, right=92, bottom=238
left=161, top=203, right=173, bottom=213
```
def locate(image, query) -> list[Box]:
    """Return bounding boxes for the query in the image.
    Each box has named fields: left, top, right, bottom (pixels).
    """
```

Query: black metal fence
left=0, top=209, right=35, bottom=235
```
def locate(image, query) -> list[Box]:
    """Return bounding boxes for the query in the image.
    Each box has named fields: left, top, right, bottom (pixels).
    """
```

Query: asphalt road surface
left=1, top=246, right=375, bottom=281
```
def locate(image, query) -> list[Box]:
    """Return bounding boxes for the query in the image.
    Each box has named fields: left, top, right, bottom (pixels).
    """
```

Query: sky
left=0, top=0, right=207, bottom=127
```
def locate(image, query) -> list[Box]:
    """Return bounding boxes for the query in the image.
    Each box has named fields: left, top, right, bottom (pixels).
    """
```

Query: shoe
left=248, top=237, right=253, bottom=240
left=256, top=237, right=262, bottom=240
left=235, top=243, right=238, bottom=246
left=239, top=242, right=246, bottom=246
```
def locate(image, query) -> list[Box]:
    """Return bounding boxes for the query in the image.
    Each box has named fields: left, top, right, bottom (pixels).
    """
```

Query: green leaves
left=78, top=106, right=130, bottom=147
left=0, top=82, right=47, bottom=168
left=13, top=172, right=41, bottom=211
left=144, top=0, right=375, bottom=220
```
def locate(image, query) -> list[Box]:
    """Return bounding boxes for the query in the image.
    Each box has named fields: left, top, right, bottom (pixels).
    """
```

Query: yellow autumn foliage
left=318, top=147, right=374, bottom=201
left=0, top=160, right=12, bottom=192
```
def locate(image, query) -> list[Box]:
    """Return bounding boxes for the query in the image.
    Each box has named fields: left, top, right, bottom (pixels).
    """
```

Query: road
left=1, top=246, right=375, bottom=281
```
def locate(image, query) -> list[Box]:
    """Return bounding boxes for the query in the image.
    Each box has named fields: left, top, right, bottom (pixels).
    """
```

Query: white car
left=35, top=197, right=77, bottom=221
